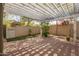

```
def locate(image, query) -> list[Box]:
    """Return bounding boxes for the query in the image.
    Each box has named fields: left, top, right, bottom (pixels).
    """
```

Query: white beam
left=46, top=13, right=79, bottom=21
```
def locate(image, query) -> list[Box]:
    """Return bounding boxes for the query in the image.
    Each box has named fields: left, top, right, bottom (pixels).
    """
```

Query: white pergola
left=4, top=3, right=79, bottom=41
left=0, top=3, right=79, bottom=53
left=4, top=3, right=79, bottom=42
left=4, top=3, right=79, bottom=21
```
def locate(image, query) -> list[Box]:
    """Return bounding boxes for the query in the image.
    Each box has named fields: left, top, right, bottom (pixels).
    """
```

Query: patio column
left=40, top=23, right=42, bottom=37
left=40, top=22, right=43, bottom=37
left=73, top=17, right=77, bottom=43
left=56, top=20, right=58, bottom=35
left=0, top=3, right=4, bottom=53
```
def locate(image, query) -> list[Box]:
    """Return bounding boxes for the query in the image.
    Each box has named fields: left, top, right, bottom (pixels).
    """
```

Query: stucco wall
left=6, top=26, right=40, bottom=38
left=49, top=25, right=71, bottom=36
left=49, top=23, right=79, bottom=38
left=14, top=26, right=29, bottom=37
left=6, top=22, right=79, bottom=39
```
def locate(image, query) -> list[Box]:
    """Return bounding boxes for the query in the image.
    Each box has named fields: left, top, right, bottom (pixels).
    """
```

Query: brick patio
left=4, top=36, right=79, bottom=56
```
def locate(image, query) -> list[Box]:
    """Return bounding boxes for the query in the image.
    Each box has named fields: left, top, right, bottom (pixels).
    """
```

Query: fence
left=6, top=22, right=79, bottom=39
left=49, top=22, right=79, bottom=38
left=6, top=26, right=40, bottom=39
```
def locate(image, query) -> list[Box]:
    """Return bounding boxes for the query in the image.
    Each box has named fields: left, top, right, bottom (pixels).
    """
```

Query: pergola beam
left=45, top=13, right=79, bottom=21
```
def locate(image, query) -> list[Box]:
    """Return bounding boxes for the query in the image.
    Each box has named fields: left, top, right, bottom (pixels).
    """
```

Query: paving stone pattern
left=3, top=36, right=79, bottom=56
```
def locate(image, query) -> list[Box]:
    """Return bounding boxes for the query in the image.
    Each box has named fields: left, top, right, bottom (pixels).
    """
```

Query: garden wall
left=6, top=22, right=79, bottom=39
left=6, top=26, right=40, bottom=39
left=49, top=22, right=79, bottom=38
left=49, top=25, right=71, bottom=36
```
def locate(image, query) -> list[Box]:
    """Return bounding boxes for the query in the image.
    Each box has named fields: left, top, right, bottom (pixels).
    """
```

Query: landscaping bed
left=6, top=33, right=40, bottom=42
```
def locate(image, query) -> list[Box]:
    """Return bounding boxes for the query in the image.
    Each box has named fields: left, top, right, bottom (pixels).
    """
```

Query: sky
left=7, top=14, right=21, bottom=22
left=6, top=13, right=79, bottom=25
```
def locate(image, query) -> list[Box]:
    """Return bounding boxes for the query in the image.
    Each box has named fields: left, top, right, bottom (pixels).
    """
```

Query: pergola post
left=73, top=17, right=77, bottom=43
left=56, top=20, right=58, bottom=35
left=40, top=22, right=43, bottom=37
left=40, top=26, right=42, bottom=37
left=0, top=3, right=4, bottom=53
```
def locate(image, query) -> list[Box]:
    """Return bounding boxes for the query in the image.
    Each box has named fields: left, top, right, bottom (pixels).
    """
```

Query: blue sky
left=8, top=14, right=21, bottom=22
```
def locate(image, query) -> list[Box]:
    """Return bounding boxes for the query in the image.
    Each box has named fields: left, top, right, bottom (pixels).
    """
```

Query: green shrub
left=6, top=35, right=27, bottom=42
left=6, top=33, right=40, bottom=42
left=42, top=32, right=49, bottom=37
left=41, top=22, right=49, bottom=37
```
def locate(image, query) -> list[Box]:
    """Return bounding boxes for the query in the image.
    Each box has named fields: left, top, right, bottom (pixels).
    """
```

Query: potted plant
left=66, top=36, right=70, bottom=41
left=43, top=32, right=49, bottom=37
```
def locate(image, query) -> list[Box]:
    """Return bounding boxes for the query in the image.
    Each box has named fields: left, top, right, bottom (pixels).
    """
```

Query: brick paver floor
left=3, top=36, right=79, bottom=56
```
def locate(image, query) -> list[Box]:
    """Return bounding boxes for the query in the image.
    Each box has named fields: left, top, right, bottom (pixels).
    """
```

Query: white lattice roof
left=4, top=3, right=79, bottom=21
